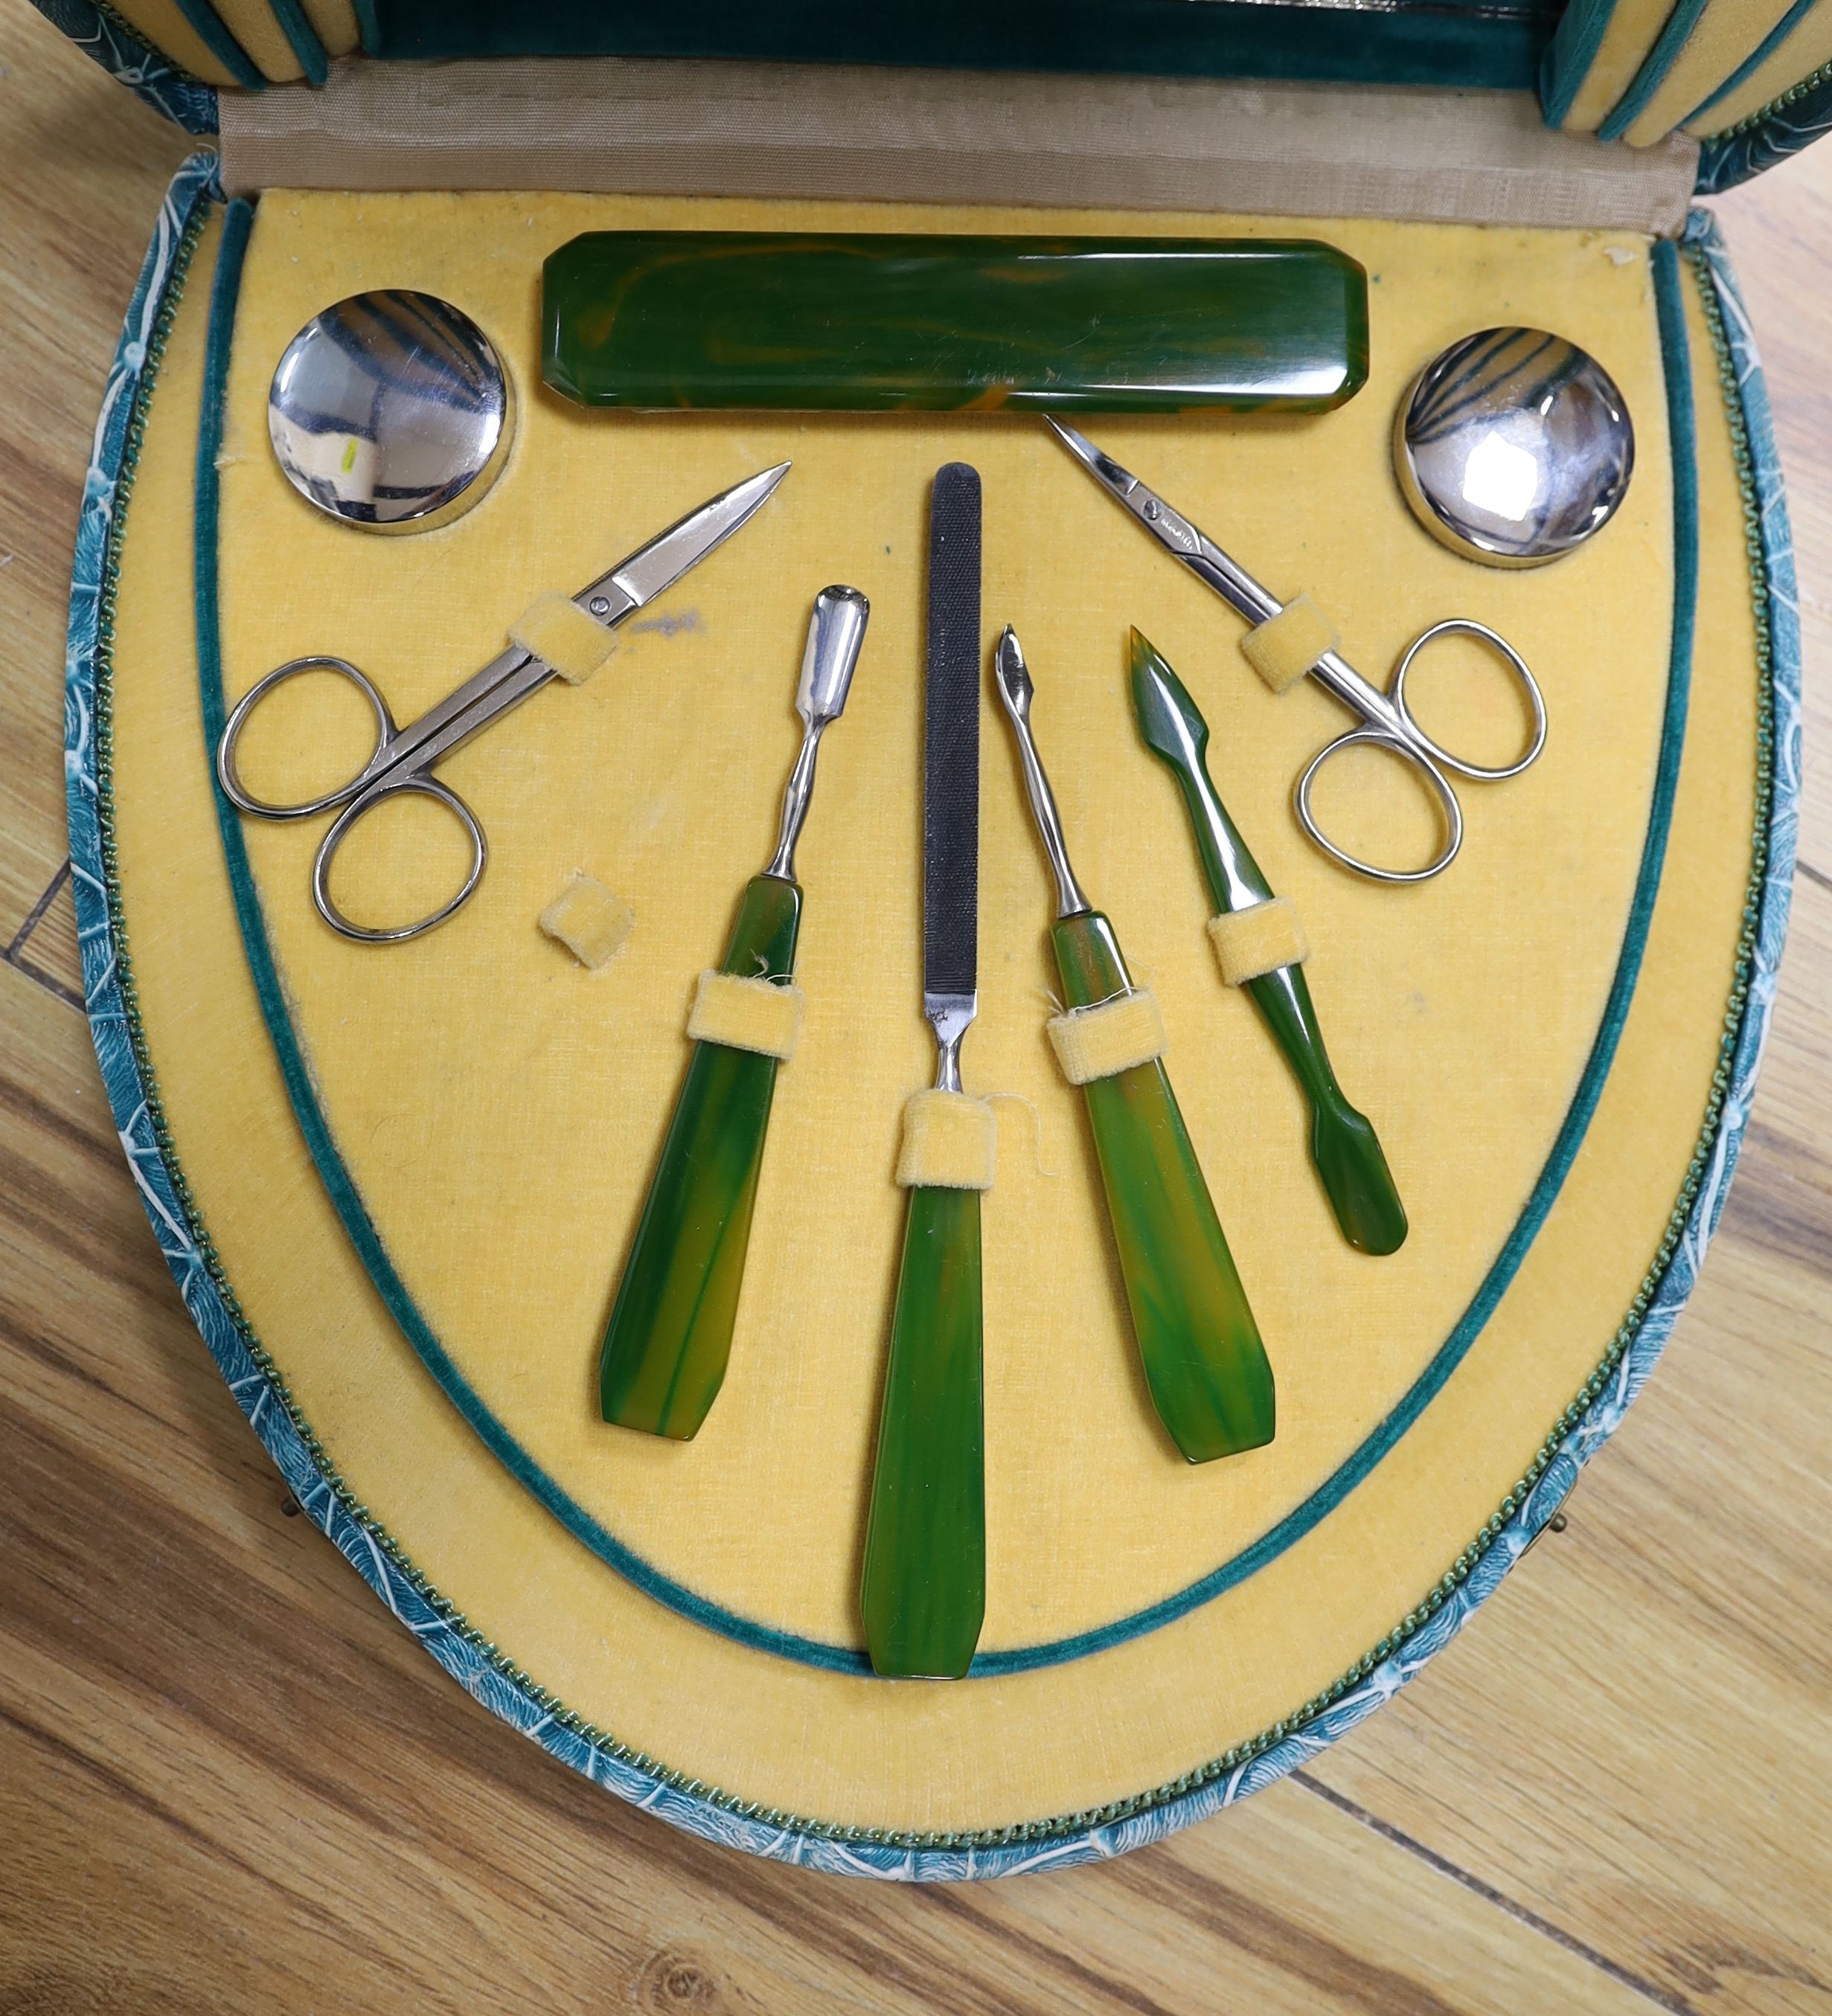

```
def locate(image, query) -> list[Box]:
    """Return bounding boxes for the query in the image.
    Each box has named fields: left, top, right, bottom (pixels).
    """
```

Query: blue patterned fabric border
left=65, top=170, right=1800, bottom=1880
left=1697, top=62, right=1832, bottom=190
left=28, top=0, right=219, bottom=132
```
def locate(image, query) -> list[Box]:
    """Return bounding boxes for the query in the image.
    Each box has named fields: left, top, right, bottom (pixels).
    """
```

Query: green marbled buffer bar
left=542, top=232, right=1368, bottom=414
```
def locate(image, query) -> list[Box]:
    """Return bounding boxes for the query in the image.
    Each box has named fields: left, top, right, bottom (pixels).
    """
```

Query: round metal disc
left=1394, top=327, right=1634, bottom=568
left=268, top=290, right=513, bottom=533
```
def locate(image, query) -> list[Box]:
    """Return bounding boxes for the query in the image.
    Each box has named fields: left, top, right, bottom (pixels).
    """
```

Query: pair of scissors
left=1048, top=420, right=1546, bottom=883
left=216, top=462, right=790, bottom=943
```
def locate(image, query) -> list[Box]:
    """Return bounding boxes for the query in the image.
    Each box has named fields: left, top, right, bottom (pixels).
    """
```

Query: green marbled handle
left=543, top=231, right=1368, bottom=414
left=599, top=874, right=802, bottom=1439
left=1053, top=911, right=1275, bottom=1464
left=859, top=1184, right=986, bottom=1680
left=1128, top=629, right=1406, bottom=1256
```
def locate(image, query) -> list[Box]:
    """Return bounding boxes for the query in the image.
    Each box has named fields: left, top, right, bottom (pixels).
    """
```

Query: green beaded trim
left=92, top=220, right=1772, bottom=1855
left=1703, top=51, right=1832, bottom=142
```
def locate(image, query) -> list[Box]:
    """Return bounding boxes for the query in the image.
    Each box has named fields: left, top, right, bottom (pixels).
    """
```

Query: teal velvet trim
left=1598, top=0, right=1710, bottom=141
left=1696, top=58, right=1832, bottom=183
left=350, top=0, right=378, bottom=53
left=1540, top=0, right=1621, bottom=123
left=1687, top=0, right=1819, bottom=125
left=269, top=0, right=330, bottom=84
left=168, top=0, right=265, bottom=87
left=28, top=0, right=219, bottom=129
left=362, top=0, right=1553, bottom=90
left=196, top=220, right=1697, bottom=1683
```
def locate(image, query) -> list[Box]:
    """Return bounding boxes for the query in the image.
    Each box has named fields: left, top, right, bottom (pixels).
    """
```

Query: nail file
left=860, top=463, right=987, bottom=1680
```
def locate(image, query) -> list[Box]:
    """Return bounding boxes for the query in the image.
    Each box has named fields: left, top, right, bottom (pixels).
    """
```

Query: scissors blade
left=1045, top=417, right=1280, bottom=628
left=591, top=460, right=792, bottom=620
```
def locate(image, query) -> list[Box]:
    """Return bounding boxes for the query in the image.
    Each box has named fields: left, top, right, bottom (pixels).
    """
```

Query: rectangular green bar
left=542, top=231, right=1368, bottom=414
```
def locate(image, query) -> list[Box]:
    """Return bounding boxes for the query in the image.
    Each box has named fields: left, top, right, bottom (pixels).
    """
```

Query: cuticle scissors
left=216, top=461, right=789, bottom=943
left=1048, top=419, right=1547, bottom=884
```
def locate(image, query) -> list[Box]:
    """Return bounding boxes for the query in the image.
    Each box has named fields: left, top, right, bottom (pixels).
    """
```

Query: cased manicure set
left=57, top=0, right=1804, bottom=1873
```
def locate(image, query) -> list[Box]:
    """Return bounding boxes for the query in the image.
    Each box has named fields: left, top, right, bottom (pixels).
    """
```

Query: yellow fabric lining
left=299, top=0, right=359, bottom=55
left=1045, top=990, right=1168, bottom=1084
left=538, top=872, right=633, bottom=968
left=1621, top=0, right=1809, bottom=146
left=1209, top=899, right=1309, bottom=985
left=509, top=589, right=618, bottom=684
left=896, top=1091, right=997, bottom=1190
left=210, top=193, right=1677, bottom=1661
left=686, top=970, right=804, bottom=1059
left=106, top=0, right=243, bottom=86
left=103, top=193, right=1760, bottom=1833
left=1241, top=593, right=1339, bottom=693
left=1686, top=12, right=1832, bottom=135
left=1561, top=0, right=1677, bottom=131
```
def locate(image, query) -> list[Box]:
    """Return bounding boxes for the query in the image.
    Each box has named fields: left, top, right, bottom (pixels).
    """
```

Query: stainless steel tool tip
left=796, top=585, right=870, bottom=725
left=993, top=626, right=1033, bottom=716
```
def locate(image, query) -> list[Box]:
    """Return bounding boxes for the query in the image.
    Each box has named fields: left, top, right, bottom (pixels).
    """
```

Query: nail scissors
left=1048, top=420, right=1546, bottom=883
left=216, top=462, right=789, bottom=943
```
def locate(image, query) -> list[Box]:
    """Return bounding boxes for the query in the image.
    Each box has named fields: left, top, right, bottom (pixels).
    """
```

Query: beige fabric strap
left=220, top=60, right=1697, bottom=234
left=686, top=970, right=804, bottom=1059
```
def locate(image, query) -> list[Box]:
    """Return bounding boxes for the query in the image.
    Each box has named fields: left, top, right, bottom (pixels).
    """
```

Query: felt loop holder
left=895, top=1088, right=997, bottom=1190
left=685, top=969, right=804, bottom=1059
left=1240, top=593, right=1340, bottom=694
left=1045, top=988, right=1168, bottom=1085
left=508, top=590, right=618, bottom=684
left=1209, top=898, right=1310, bottom=986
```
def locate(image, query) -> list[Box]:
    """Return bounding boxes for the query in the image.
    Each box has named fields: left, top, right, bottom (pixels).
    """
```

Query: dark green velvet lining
left=363, top=0, right=1554, bottom=90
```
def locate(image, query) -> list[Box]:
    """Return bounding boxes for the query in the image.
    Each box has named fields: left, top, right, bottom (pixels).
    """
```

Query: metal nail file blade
left=860, top=463, right=987, bottom=1680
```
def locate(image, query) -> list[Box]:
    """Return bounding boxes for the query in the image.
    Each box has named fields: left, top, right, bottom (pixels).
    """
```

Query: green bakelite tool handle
left=543, top=231, right=1368, bottom=414
left=598, top=874, right=802, bottom=1439
left=1052, top=912, right=1275, bottom=1463
left=1169, top=764, right=1408, bottom=1258
left=860, top=1184, right=986, bottom=1679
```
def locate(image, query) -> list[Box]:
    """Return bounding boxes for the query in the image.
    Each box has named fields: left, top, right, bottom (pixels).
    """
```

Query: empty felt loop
left=539, top=873, right=634, bottom=969
left=508, top=591, right=617, bottom=684
left=1046, top=989, right=1167, bottom=1085
left=687, top=970, right=804, bottom=1060
left=895, top=1090, right=997, bottom=1190
left=1240, top=593, right=1340, bottom=694
left=1208, top=898, right=1310, bottom=986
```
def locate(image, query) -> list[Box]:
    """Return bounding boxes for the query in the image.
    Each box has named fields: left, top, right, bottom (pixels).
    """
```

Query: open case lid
left=31, top=0, right=1832, bottom=199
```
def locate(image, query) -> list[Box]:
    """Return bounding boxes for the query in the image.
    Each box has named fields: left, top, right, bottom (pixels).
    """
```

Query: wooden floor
left=3, top=12, right=1830, bottom=2012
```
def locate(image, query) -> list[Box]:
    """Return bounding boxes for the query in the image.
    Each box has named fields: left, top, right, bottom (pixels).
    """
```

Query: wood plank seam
left=1290, top=1774, right=1694, bottom=2016
left=3, top=859, right=83, bottom=1012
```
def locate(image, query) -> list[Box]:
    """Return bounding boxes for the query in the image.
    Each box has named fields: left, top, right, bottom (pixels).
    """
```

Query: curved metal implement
left=1045, top=418, right=1547, bottom=884
left=214, top=461, right=791, bottom=943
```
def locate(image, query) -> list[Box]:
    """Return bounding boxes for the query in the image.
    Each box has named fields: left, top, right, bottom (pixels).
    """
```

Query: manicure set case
left=42, top=0, right=1811, bottom=1875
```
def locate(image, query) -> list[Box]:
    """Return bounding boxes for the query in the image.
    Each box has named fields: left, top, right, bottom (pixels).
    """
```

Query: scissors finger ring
left=313, top=774, right=488, bottom=945
left=217, top=655, right=395, bottom=819
left=1295, top=727, right=1464, bottom=885
left=1390, top=618, right=1546, bottom=782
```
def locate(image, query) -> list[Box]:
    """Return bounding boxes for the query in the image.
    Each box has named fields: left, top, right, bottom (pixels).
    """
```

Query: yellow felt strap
left=686, top=970, right=804, bottom=1060
left=895, top=1090, right=996, bottom=1191
left=1046, top=989, right=1167, bottom=1085
left=537, top=873, right=634, bottom=969
left=1240, top=592, right=1339, bottom=695
left=509, top=591, right=617, bottom=685
left=1208, top=897, right=1310, bottom=986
